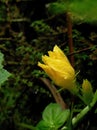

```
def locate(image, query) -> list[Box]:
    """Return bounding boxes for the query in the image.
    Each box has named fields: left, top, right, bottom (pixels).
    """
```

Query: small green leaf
left=47, top=2, right=67, bottom=15
left=42, top=103, right=70, bottom=129
left=0, top=52, right=11, bottom=86
left=36, top=120, right=51, bottom=130
left=0, top=69, right=11, bottom=85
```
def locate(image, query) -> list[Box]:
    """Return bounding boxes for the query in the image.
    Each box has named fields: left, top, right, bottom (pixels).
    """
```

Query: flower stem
left=72, top=90, right=97, bottom=127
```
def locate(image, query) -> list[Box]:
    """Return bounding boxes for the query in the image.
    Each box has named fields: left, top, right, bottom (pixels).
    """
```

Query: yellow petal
left=53, top=45, right=70, bottom=63
left=38, top=62, right=55, bottom=80
left=48, top=51, right=57, bottom=59
left=42, top=56, right=75, bottom=77
left=42, top=55, right=49, bottom=65
left=54, top=45, right=65, bottom=57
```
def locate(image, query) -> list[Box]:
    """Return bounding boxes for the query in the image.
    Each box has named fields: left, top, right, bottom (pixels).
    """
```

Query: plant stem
left=66, top=12, right=74, bottom=67
left=40, top=78, right=68, bottom=109
left=72, top=90, right=97, bottom=127
left=18, top=123, right=36, bottom=130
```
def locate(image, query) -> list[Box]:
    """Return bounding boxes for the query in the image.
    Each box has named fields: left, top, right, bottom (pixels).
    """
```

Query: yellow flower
left=38, top=45, right=77, bottom=93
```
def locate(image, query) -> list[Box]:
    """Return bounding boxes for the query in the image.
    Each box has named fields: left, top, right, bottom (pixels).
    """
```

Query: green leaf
left=36, top=120, right=51, bottom=130
left=69, top=0, right=97, bottom=23
left=47, top=0, right=97, bottom=23
left=0, top=52, right=4, bottom=69
left=91, top=90, right=97, bottom=106
left=0, top=52, right=11, bottom=86
left=0, top=69, right=11, bottom=85
left=47, top=2, right=67, bottom=15
left=42, top=103, right=70, bottom=129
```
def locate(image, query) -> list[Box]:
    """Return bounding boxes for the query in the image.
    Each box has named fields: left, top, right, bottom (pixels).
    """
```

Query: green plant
left=0, top=52, right=11, bottom=125
left=0, top=0, right=97, bottom=129
left=18, top=45, right=97, bottom=130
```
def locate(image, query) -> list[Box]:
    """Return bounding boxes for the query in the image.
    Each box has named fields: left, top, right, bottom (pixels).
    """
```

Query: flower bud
left=82, top=79, right=93, bottom=104
left=38, top=45, right=77, bottom=93
left=82, top=79, right=93, bottom=93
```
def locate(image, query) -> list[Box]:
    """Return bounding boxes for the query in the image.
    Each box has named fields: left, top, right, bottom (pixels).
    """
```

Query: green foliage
left=47, top=0, right=97, bottom=23
left=47, top=2, right=67, bottom=15
left=0, top=52, right=11, bottom=85
left=0, top=52, right=12, bottom=126
left=70, top=0, right=97, bottom=23
left=31, top=20, right=55, bottom=35
left=0, top=3, right=6, bottom=21
left=36, top=103, right=70, bottom=130
left=18, top=123, right=36, bottom=130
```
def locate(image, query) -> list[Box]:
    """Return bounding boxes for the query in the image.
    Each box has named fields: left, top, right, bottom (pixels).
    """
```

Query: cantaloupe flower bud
left=38, top=45, right=77, bottom=93
left=82, top=79, right=93, bottom=104
left=82, top=79, right=93, bottom=93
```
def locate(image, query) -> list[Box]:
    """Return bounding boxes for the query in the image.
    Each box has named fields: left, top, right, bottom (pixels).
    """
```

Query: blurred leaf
left=70, top=0, right=97, bottom=23
left=0, top=52, right=11, bottom=85
left=36, top=120, right=51, bottom=130
left=0, top=69, right=11, bottom=86
left=0, top=52, right=4, bottom=69
left=18, top=123, right=36, bottom=130
left=47, top=2, right=67, bottom=15
left=47, top=0, right=97, bottom=23
left=31, top=20, right=54, bottom=34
